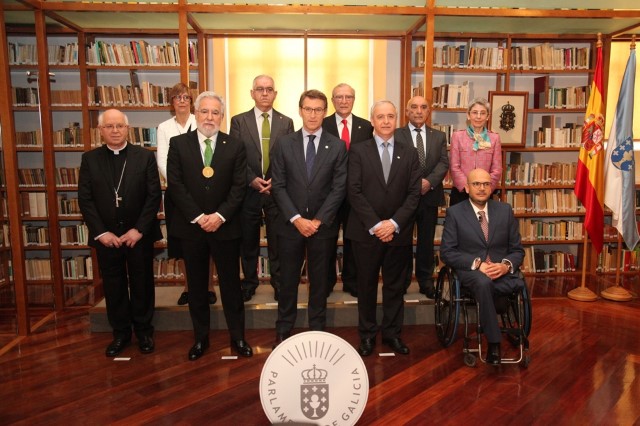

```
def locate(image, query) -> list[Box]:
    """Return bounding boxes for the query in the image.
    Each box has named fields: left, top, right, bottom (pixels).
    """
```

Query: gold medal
left=202, top=166, right=214, bottom=178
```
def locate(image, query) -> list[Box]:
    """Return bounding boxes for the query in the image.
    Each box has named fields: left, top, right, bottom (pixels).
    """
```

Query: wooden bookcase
left=1, top=3, right=639, bottom=336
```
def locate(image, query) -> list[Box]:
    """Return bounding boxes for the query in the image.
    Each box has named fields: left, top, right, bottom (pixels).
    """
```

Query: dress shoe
left=487, top=342, right=501, bottom=366
left=231, top=339, right=253, bottom=357
left=188, top=340, right=209, bottom=361
left=273, top=332, right=290, bottom=349
left=177, top=291, right=188, bottom=306
left=419, top=281, right=436, bottom=299
left=105, top=337, right=131, bottom=357
left=358, top=338, right=375, bottom=357
left=242, top=288, right=255, bottom=302
left=382, top=337, right=410, bottom=355
left=343, top=283, right=358, bottom=298
left=138, top=336, right=155, bottom=354
left=208, top=291, right=217, bottom=305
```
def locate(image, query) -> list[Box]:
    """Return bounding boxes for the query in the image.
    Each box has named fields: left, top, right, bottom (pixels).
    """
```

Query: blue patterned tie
left=306, top=134, right=316, bottom=178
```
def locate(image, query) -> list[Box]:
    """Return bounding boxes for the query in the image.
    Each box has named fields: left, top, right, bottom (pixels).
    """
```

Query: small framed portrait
left=488, top=91, right=529, bottom=147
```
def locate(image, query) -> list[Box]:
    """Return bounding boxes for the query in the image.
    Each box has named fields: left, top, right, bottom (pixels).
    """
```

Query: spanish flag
left=574, top=38, right=605, bottom=254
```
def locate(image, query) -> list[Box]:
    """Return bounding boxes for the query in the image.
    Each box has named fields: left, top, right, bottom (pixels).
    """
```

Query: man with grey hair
left=322, top=83, right=373, bottom=297
left=167, top=91, right=252, bottom=361
left=346, top=100, right=421, bottom=357
left=230, top=75, right=294, bottom=303
left=79, top=108, right=162, bottom=357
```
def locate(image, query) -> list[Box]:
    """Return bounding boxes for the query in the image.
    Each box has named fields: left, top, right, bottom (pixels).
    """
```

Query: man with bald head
left=79, top=108, right=162, bottom=357
left=395, top=95, right=449, bottom=298
left=440, top=168, right=525, bottom=365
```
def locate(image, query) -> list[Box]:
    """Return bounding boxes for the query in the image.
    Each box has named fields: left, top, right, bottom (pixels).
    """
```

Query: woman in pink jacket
left=449, top=97, right=502, bottom=205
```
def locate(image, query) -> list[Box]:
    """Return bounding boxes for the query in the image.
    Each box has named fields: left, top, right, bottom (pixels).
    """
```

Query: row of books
left=60, top=224, right=89, bottom=246
left=431, top=81, right=471, bottom=109
left=86, top=40, right=198, bottom=66
left=15, top=129, right=43, bottom=147
left=518, top=219, right=583, bottom=242
left=533, top=116, right=583, bottom=147
left=510, top=44, right=590, bottom=71
left=88, top=83, right=172, bottom=107
left=0, top=260, right=13, bottom=284
left=51, top=90, right=83, bottom=107
left=596, top=244, right=640, bottom=272
left=0, top=224, right=9, bottom=248
left=533, top=82, right=590, bottom=110
left=12, top=87, right=39, bottom=107
left=17, top=125, right=82, bottom=148
left=58, top=194, right=82, bottom=216
left=434, top=45, right=506, bottom=70
left=90, top=126, right=157, bottom=148
left=506, top=189, right=585, bottom=214
left=504, top=161, right=577, bottom=186
left=521, top=247, right=577, bottom=273
left=20, top=192, right=47, bottom=217
left=62, top=255, right=93, bottom=280
left=55, top=167, right=80, bottom=187
left=18, top=168, right=46, bottom=187
left=8, top=42, right=79, bottom=66
left=153, top=257, right=185, bottom=280
left=23, top=225, right=49, bottom=246
left=25, top=258, right=53, bottom=281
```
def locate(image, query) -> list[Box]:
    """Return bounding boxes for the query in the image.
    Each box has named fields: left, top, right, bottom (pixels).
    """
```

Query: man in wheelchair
left=440, top=168, right=525, bottom=365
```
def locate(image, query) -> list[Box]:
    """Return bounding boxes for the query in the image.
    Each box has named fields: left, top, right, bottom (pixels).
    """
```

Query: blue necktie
left=306, top=134, right=316, bottom=178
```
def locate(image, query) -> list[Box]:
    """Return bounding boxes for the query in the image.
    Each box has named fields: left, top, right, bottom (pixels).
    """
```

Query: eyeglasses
left=197, top=109, right=221, bottom=117
left=469, top=110, right=488, bottom=117
left=470, top=181, right=491, bottom=188
left=101, top=124, right=127, bottom=130
left=254, top=87, right=275, bottom=94
left=301, top=107, right=326, bottom=115
left=333, top=95, right=354, bottom=101
left=173, top=94, right=191, bottom=102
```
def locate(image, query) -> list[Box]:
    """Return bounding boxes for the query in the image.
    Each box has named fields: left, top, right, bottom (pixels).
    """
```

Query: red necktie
left=341, top=119, right=350, bottom=150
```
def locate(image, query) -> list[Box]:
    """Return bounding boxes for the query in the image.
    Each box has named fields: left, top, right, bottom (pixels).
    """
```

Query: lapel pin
left=325, top=145, right=329, bottom=149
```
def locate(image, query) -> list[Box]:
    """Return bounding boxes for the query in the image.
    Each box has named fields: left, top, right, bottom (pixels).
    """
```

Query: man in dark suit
left=270, top=89, right=347, bottom=347
left=230, top=75, right=294, bottom=302
left=440, top=168, right=525, bottom=365
left=322, top=83, right=373, bottom=297
left=166, top=91, right=252, bottom=361
left=79, top=108, right=162, bottom=357
left=346, top=100, right=421, bottom=356
left=395, top=95, right=449, bottom=297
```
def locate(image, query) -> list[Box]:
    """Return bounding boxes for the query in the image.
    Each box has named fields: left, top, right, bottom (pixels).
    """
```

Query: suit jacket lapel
left=423, top=126, right=435, bottom=162
left=97, top=146, right=116, bottom=191
left=386, top=140, right=404, bottom=185
left=461, top=201, right=486, bottom=244
left=244, top=110, right=261, bottom=154
left=211, top=131, right=231, bottom=170
left=292, top=131, right=308, bottom=182
left=365, top=139, right=387, bottom=187
left=308, top=133, right=333, bottom=182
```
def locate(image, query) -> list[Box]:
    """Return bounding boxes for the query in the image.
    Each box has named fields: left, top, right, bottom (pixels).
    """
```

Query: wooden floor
left=1, top=277, right=639, bottom=425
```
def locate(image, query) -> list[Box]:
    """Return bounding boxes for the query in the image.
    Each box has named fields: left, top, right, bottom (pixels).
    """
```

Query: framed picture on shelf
left=488, top=91, right=528, bottom=147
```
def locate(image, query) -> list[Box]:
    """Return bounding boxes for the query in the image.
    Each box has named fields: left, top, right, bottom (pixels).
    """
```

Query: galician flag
left=604, top=46, right=639, bottom=251
left=574, top=42, right=606, bottom=253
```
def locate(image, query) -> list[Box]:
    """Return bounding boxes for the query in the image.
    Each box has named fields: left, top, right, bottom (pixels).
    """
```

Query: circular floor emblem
left=260, top=331, right=369, bottom=425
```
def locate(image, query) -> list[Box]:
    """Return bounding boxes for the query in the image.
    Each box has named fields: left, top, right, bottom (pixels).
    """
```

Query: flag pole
left=601, top=36, right=636, bottom=302
left=568, top=233, right=598, bottom=301
left=601, top=232, right=632, bottom=301
left=568, top=33, right=605, bottom=302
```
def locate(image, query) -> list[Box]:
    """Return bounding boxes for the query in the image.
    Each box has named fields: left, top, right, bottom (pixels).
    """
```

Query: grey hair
left=194, top=91, right=226, bottom=117
left=369, top=100, right=397, bottom=119
left=467, top=97, right=490, bottom=114
left=98, top=109, right=129, bottom=125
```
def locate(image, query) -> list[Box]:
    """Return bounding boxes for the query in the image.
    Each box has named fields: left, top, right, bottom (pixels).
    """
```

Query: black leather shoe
left=343, top=284, right=358, bottom=298
left=358, top=338, right=375, bottom=357
left=208, top=291, right=217, bottom=305
left=105, top=337, right=131, bottom=357
left=188, top=340, right=209, bottom=361
left=231, top=339, right=253, bottom=357
left=177, top=291, right=188, bottom=306
left=273, top=332, right=290, bottom=349
left=487, top=342, right=501, bottom=366
left=273, top=287, right=280, bottom=302
left=138, top=336, right=154, bottom=354
left=382, top=337, right=410, bottom=355
left=242, top=288, right=255, bottom=302
left=419, top=281, right=436, bottom=299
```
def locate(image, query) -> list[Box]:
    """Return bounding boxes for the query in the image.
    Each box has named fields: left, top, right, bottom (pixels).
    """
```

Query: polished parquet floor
left=1, top=276, right=639, bottom=425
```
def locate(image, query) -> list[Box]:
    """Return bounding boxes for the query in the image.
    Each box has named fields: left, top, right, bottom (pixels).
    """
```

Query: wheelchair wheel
left=503, top=285, right=532, bottom=339
left=434, top=267, right=460, bottom=347
left=464, top=353, right=477, bottom=368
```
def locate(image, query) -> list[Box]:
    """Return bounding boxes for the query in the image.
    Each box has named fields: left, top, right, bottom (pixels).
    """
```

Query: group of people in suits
left=79, top=75, right=523, bottom=364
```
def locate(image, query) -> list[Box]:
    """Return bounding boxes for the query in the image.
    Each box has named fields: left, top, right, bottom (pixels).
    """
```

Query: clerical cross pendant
left=115, top=193, right=122, bottom=207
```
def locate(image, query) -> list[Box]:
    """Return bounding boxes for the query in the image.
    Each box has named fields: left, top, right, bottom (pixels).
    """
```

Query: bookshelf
left=2, top=2, right=639, bottom=336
